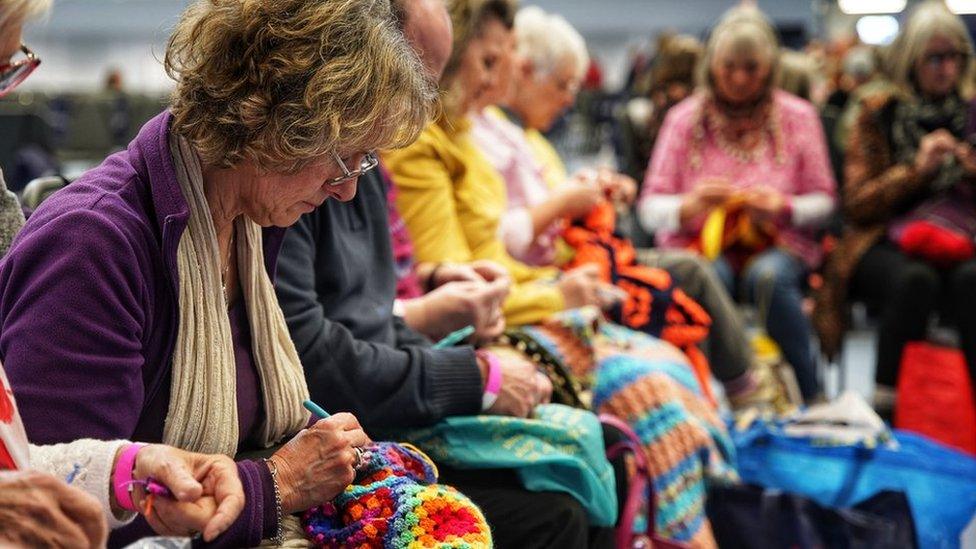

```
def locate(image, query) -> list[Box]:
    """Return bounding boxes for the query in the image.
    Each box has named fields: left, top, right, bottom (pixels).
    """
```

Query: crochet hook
left=432, top=325, right=475, bottom=349
left=303, top=399, right=332, bottom=419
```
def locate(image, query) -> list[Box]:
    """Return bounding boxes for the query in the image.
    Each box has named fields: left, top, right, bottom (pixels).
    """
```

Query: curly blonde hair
left=165, top=0, right=438, bottom=172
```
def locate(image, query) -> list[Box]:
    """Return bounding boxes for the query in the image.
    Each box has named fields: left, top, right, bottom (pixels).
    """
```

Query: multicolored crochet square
left=302, top=442, right=492, bottom=548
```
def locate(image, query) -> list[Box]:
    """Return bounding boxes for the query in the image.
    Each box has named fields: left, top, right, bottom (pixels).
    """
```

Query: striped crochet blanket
left=593, top=322, right=736, bottom=549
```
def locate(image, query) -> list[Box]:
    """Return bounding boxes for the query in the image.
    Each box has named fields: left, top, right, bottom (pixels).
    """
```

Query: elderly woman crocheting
left=639, top=6, right=837, bottom=402
left=0, top=0, right=436, bottom=546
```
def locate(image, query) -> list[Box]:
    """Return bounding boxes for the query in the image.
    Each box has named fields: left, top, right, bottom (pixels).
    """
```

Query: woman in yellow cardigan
left=384, top=2, right=614, bottom=327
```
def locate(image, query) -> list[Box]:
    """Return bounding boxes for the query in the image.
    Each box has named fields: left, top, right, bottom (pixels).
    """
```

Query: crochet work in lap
left=303, top=442, right=492, bottom=548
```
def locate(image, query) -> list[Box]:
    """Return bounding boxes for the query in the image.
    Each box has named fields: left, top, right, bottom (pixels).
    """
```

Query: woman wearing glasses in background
left=815, top=1, right=976, bottom=415
left=0, top=0, right=437, bottom=546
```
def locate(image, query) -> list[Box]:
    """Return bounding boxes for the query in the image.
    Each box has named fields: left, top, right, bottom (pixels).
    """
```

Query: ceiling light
left=856, top=15, right=900, bottom=45
left=838, top=0, right=907, bottom=15
left=946, top=0, right=976, bottom=14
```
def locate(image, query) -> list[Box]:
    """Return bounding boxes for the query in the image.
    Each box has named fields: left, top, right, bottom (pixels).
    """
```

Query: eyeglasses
left=552, top=76, right=581, bottom=96
left=0, top=45, right=40, bottom=98
left=327, top=150, right=378, bottom=186
left=923, top=50, right=968, bottom=68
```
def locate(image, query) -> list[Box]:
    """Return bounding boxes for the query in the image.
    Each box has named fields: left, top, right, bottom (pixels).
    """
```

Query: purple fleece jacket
left=0, top=111, right=281, bottom=547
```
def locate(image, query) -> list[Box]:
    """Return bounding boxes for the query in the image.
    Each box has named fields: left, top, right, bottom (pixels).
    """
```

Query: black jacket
left=275, top=169, right=482, bottom=431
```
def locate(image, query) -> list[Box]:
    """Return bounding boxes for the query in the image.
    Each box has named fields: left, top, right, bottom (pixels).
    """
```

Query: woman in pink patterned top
left=638, top=6, right=836, bottom=401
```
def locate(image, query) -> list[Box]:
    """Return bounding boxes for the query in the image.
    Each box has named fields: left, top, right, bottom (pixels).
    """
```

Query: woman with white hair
left=815, top=1, right=976, bottom=413
left=641, top=6, right=836, bottom=403
left=476, top=6, right=614, bottom=267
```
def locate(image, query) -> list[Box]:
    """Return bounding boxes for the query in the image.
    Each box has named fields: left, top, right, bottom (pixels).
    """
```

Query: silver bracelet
left=263, top=458, right=285, bottom=545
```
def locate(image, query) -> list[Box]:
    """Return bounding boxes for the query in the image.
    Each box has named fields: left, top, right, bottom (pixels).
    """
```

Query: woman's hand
left=480, top=351, right=550, bottom=418
left=431, top=260, right=511, bottom=288
left=0, top=470, right=107, bottom=549
left=956, top=142, right=976, bottom=176
left=122, top=445, right=244, bottom=543
left=401, top=279, right=509, bottom=342
left=915, top=129, right=957, bottom=178
left=743, top=186, right=787, bottom=222
left=556, top=178, right=605, bottom=220
left=595, top=169, right=638, bottom=205
left=679, top=177, right=733, bottom=225
left=269, top=414, right=371, bottom=514
left=558, top=264, right=618, bottom=310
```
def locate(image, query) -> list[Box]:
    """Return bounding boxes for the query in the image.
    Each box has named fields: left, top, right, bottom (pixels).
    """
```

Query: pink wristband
left=476, top=350, right=503, bottom=411
left=113, top=443, right=146, bottom=513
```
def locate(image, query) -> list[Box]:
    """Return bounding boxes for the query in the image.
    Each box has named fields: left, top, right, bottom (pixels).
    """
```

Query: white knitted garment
left=29, top=439, right=135, bottom=528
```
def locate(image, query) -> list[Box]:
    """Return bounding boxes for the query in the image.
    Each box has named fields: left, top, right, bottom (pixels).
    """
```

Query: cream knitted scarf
left=163, top=134, right=310, bottom=457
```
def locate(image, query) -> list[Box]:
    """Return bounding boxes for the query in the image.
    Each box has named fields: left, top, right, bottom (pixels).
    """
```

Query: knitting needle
left=432, top=325, right=475, bottom=349
left=303, top=399, right=331, bottom=419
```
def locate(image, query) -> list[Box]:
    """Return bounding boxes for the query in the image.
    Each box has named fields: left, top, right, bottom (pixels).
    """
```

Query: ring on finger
left=352, top=447, right=371, bottom=470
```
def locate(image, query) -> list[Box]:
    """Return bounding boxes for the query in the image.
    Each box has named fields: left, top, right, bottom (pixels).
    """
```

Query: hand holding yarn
left=743, top=186, right=787, bottom=222
left=680, top=177, right=734, bottom=224
left=125, top=444, right=244, bottom=542
left=431, top=260, right=511, bottom=290
left=557, top=177, right=605, bottom=220
left=558, top=264, right=605, bottom=309
left=915, top=129, right=957, bottom=178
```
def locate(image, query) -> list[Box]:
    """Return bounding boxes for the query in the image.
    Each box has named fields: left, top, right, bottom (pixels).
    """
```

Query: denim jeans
left=713, top=248, right=820, bottom=400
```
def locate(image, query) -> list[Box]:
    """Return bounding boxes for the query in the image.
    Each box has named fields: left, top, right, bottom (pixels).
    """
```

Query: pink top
left=639, top=90, right=836, bottom=268
left=470, top=109, right=563, bottom=266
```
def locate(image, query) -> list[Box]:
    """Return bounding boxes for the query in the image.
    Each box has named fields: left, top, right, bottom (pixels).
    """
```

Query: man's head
left=395, top=0, right=453, bottom=80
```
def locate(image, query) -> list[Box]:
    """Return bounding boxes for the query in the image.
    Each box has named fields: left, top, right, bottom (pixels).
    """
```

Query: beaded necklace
left=690, top=92, right=785, bottom=170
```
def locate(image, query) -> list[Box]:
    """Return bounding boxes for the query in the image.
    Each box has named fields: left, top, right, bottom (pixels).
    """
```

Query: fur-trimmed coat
left=814, top=90, right=970, bottom=356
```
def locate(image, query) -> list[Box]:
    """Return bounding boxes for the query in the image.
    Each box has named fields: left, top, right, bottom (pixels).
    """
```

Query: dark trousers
left=851, top=241, right=976, bottom=388
left=437, top=423, right=624, bottom=549
left=439, top=467, right=615, bottom=549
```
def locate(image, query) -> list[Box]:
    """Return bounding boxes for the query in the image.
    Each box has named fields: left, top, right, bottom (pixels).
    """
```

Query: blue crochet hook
left=303, top=399, right=331, bottom=419
left=432, top=325, right=475, bottom=349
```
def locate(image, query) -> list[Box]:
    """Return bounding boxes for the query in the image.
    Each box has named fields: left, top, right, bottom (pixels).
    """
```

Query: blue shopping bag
left=732, top=422, right=976, bottom=549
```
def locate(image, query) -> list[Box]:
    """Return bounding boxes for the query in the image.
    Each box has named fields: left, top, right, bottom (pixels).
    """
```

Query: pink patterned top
left=470, top=109, right=564, bottom=267
left=638, top=90, right=836, bottom=268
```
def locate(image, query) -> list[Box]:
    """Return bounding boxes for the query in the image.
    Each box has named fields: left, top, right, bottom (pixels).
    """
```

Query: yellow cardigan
left=384, top=119, right=565, bottom=326
left=524, top=126, right=569, bottom=190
